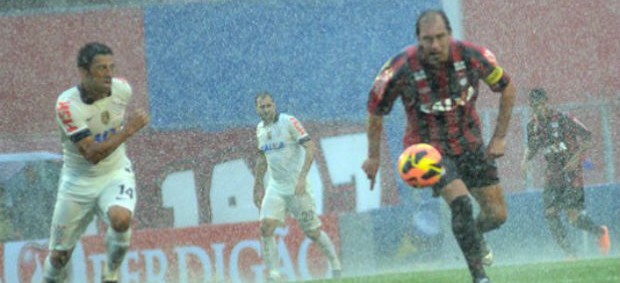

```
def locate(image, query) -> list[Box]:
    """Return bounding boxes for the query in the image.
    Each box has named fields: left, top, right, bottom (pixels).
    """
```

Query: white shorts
left=48, top=165, right=137, bottom=250
left=260, top=189, right=321, bottom=232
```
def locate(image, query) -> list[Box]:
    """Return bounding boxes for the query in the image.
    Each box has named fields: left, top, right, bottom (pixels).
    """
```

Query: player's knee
left=49, top=250, right=72, bottom=269
left=108, top=206, right=132, bottom=232
left=490, top=209, right=507, bottom=227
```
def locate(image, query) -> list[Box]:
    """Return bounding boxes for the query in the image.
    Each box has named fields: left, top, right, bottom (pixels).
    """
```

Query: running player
left=43, top=42, right=150, bottom=283
left=362, top=10, right=517, bottom=283
left=522, top=88, right=611, bottom=259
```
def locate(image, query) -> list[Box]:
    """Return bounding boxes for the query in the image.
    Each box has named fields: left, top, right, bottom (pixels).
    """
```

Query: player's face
left=529, top=99, right=547, bottom=117
left=256, top=96, right=276, bottom=123
left=418, top=15, right=451, bottom=68
left=81, top=54, right=115, bottom=94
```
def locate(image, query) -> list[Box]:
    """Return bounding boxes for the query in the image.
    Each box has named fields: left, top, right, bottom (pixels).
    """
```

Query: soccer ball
left=397, top=143, right=444, bottom=188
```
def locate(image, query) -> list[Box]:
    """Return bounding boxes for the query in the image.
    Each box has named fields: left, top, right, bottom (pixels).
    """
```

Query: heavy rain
left=0, top=0, right=618, bottom=282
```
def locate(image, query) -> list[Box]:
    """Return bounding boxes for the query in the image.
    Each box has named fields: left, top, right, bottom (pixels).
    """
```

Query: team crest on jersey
left=101, top=111, right=110, bottom=125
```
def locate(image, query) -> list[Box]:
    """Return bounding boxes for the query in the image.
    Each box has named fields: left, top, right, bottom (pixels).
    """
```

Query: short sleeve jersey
left=55, top=78, right=132, bottom=176
left=526, top=109, right=591, bottom=172
left=367, top=40, right=511, bottom=157
left=256, top=113, right=310, bottom=195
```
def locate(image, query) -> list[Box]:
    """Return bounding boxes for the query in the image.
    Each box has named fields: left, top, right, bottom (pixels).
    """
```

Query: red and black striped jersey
left=367, top=40, right=511, bottom=157
left=526, top=109, right=591, bottom=171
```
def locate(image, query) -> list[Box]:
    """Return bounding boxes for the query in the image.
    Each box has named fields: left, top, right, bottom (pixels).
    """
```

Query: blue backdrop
left=144, top=0, right=440, bottom=132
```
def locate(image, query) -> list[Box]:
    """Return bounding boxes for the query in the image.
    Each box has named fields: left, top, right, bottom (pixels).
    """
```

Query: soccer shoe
left=473, top=277, right=492, bottom=283
left=267, top=271, right=284, bottom=282
left=598, top=225, right=611, bottom=255
left=102, top=264, right=119, bottom=283
left=480, top=240, right=493, bottom=266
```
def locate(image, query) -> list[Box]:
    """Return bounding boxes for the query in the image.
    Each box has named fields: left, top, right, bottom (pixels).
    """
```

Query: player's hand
left=125, top=108, right=150, bottom=136
left=487, top=136, right=506, bottom=159
left=362, top=157, right=380, bottom=190
left=253, top=184, right=264, bottom=209
left=295, top=179, right=306, bottom=196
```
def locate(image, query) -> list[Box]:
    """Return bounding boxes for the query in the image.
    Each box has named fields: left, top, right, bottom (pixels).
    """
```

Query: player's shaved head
left=255, top=91, right=273, bottom=105
left=416, top=10, right=452, bottom=37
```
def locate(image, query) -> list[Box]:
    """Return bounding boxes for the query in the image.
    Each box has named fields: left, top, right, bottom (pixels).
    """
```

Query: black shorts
left=543, top=172, right=586, bottom=211
left=432, top=146, right=500, bottom=197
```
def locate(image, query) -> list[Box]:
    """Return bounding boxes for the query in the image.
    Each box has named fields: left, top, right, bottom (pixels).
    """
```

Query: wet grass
left=306, top=257, right=620, bottom=283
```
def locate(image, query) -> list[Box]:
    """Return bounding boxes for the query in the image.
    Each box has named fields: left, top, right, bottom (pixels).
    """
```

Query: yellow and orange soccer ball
left=397, top=143, right=445, bottom=188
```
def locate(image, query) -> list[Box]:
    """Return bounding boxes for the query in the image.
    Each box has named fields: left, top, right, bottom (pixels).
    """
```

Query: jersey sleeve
left=526, top=120, right=542, bottom=155
left=287, top=115, right=310, bottom=144
left=564, top=114, right=592, bottom=140
left=367, top=51, right=409, bottom=116
left=55, top=96, right=91, bottom=143
left=466, top=43, right=511, bottom=92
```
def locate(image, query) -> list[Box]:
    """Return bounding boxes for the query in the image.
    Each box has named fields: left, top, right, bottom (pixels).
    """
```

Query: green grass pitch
left=306, top=257, right=620, bottom=283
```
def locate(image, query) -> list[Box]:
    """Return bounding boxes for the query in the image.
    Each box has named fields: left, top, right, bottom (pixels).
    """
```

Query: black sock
left=546, top=215, right=575, bottom=255
left=572, top=212, right=602, bottom=236
left=450, top=195, right=485, bottom=279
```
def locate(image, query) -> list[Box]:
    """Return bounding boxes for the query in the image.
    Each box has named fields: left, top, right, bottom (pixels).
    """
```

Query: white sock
left=43, top=255, right=65, bottom=282
left=261, top=236, right=279, bottom=275
left=104, top=227, right=132, bottom=280
left=315, top=231, right=341, bottom=270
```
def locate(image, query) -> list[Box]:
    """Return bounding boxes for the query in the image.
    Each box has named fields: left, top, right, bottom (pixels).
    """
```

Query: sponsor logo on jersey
left=290, top=117, right=306, bottom=136
left=261, top=141, right=285, bottom=152
left=57, top=101, right=78, bottom=132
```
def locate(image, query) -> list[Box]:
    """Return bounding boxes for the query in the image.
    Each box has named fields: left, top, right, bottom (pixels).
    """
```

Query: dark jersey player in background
left=362, top=10, right=517, bottom=283
left=522, top=88, right=610, bottom=259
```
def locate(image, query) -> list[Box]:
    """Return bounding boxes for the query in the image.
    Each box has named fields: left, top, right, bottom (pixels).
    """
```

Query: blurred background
left=0, top=0, right=618, bottom=282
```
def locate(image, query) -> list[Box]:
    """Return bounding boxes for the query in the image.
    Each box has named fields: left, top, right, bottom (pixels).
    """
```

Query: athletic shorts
left=432, top=146, right=500, bottom=196
left=543, top=171, right=585, bottom=211
left=260, top=188, right=322, bottom=232
left=48, top=165, right=137, bottom=251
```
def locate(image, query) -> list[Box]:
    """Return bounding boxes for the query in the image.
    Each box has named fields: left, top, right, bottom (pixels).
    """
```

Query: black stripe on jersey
left=70, top=129, right=92, bottom=143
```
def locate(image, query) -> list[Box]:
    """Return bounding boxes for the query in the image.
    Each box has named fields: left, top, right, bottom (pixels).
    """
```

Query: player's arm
left=564, top=116, right=593, bottom=171
left=297, top=138, right=316, bottom=195
left=521, top=122, right=541, bottom=175
left=478, top=47, right=516, bottom=159
left=362, top=113, right=384, bottom=190
left=362, top=54, right=405, bottom=190
left=253, top=150, right=267, bottom=209
left=75, top=109, right=149, bottom=164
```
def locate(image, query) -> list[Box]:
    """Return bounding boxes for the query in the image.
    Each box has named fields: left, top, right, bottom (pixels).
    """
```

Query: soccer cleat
left=480, top=240, right=493, bottom=266
left=267, top=271, right=284, bottom=282
left=598, top=225, right=611, bottom=255
left=473, top=277, right=492, bottom=283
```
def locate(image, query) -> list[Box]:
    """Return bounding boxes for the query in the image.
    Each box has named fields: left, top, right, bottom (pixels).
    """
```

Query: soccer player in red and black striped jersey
left=362, top=10, right=516, bottom=283
left=522, top=88, right=610, bottom=259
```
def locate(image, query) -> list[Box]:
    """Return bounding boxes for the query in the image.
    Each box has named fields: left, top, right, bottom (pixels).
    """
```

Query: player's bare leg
left=261, top=218, right=282, bottom=281
left=545, top=208, right=576, bottom=258
left=471, top=184, right=507, bottom=266
left=103, top=206, right=133, bottom=283
left=305, top=228, right=342, bottom=278
left=441, top=179, right=489, bottom=282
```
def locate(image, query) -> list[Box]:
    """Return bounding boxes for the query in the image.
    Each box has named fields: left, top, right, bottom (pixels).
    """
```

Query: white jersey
left=55, top=78, right=132, bottom=176
left=257, top=113, right=310, bottom=195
